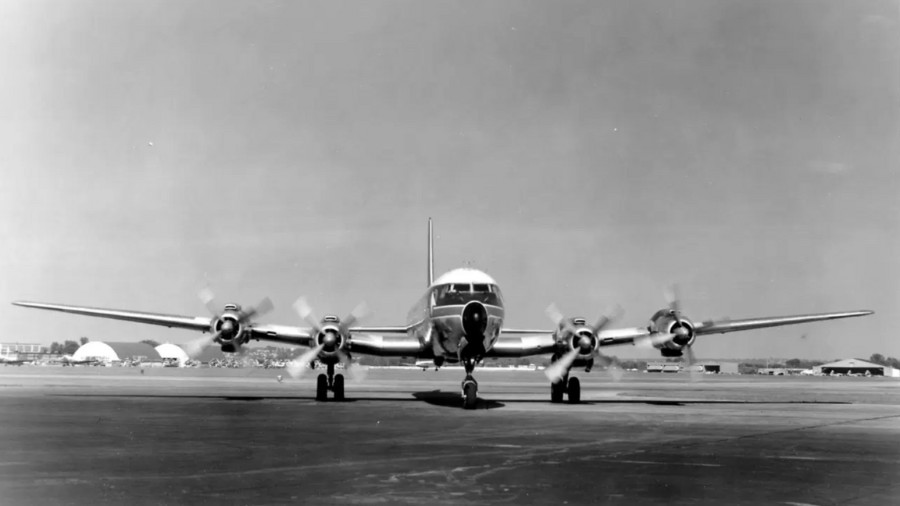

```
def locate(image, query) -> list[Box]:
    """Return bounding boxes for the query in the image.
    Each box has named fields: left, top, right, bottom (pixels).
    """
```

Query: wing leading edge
left=12, top=301, right=211, bottom=331
left=693, top=310, right=874, bottom=335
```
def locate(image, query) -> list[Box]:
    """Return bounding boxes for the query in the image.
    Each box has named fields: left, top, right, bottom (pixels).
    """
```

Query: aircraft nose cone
left=323, top=332, right=338, bottom=348
left=674, top=326, right=689, bottom=338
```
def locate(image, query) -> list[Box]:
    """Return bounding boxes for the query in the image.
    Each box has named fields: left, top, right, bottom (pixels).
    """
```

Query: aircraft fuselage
left=412, top=268, right=505, bottom=362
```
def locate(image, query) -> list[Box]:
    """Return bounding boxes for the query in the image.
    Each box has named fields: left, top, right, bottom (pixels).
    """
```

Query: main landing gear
left=316, top=362, right=344, bottom=402
left=550, top=374, right=580, bottom=404
left=461, top=359, right=478, bottom=410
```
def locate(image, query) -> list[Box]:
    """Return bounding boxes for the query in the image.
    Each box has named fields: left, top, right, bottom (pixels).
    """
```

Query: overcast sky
left=1, top=0, right=897, bottom=359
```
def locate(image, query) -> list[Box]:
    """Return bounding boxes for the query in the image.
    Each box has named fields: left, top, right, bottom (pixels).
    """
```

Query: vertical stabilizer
left=427, top=218, right=434, bottom=287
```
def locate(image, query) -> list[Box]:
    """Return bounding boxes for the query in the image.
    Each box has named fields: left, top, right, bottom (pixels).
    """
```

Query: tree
left=79, top=337, right=89, bottom=346
left=785, top=358, right=802, bottom=368
left=869, top=353, right=886, bottom=366
left=140, top=339, right=160, bottom=348
left=49, top=342, right=62, bottom=355
left=62, top=340, right=79, bottom=355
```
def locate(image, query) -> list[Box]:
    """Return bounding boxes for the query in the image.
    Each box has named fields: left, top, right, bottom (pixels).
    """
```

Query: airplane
left=415, top=359, right=440, bottom=371
left=13, top=219, right=873, bottom=409
left=0, top=353, right=30, bottom=366
left=58, top=355, right=102, bottom=366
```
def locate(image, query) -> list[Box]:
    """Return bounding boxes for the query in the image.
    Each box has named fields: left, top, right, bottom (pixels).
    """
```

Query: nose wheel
left=461, top=359, right=479, bottom=409
left=315, top=362, right=345, bottom=402
left=550, top=375, right=580, bottom=404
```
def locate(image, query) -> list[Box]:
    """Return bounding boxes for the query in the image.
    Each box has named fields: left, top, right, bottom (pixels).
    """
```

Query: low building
left=695, top=362, right=740, bottom=374
left=647, top=363, right=681, bottom=373
left=815, top=358, right=899, bottom=377
left=0, top=342, right=47, bottom=360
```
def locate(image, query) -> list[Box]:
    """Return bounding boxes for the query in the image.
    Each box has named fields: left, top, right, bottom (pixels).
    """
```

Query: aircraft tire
left=462, top=381, right=477, bottom=410
left=316, top=374, right=328, bottom=401
left=550, top=381, right=564, bottom=403
left=333, top=374, right=345, bottom=401
left=567, top=377, right=581, bottom=404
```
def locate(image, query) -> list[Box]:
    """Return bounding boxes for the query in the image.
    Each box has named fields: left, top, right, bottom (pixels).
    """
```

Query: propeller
left=340, top=301, right=371, bottom=332
left=664, top=285, right=702, bottom=381
left=543, top=304, right=621, bottom=383
left=635, top=332, right=677, bottom=350
left=337, top=349, right=369, bottom=383
left=291, top=297, right=371, bottom=381
left=184, top=289, right=274, bottom=359
left=286, top=344, right=324, bottom=379
left=293, top=297, right=321, bottom=333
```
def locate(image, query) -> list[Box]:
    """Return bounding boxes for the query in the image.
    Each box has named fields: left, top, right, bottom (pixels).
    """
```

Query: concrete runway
left=0, top=367, right=898, bottom=505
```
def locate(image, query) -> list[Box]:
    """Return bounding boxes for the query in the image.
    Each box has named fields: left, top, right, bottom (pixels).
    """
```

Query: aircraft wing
left=488, top=335, right=557, bottom=357
left=12, top=301, right=211, bottom=331
left=247, top=324, right=314, bottom=347
left=692, top=310, right=873, bottom=335
left=348, top=326, right=412, bottom=334
left=500, top=328, right=557, bottom=335
left=348, top=333, right=425, bottom=356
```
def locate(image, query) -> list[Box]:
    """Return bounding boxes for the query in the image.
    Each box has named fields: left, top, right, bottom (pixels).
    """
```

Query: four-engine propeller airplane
left=13, top=219, right=873, bottom=409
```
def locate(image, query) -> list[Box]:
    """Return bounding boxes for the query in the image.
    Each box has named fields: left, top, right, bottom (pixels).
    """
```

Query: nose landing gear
left=461, top=358, right=478, bottom=409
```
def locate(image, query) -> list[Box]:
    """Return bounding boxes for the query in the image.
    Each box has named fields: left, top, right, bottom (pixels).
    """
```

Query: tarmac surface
left=0, top=367, right=898, bottom=505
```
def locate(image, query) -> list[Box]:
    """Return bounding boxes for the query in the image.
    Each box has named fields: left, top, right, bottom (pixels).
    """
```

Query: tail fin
left=427, top=218, right=434, bottom=287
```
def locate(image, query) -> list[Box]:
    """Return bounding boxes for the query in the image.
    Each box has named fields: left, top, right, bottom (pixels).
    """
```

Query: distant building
left=815, top=358, right=899, bottom=377
left=72, top=342, right=160, bottom=363
left=695, top=362, right=739, bottom=374
left=0, top=342, right=46, bottom=360
left=647, top=363, right=681, bottom=373
left=648, top=362, right=738, bottom=374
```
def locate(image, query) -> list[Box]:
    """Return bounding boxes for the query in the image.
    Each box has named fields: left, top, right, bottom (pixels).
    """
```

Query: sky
left=1, top=0, right=897, bottom=360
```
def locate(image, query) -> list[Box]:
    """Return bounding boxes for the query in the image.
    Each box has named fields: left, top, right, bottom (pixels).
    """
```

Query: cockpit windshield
left=434, top=283, right=502, bottom=306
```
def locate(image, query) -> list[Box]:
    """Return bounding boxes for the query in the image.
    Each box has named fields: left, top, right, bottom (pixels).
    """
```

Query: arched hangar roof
left=155, top=343, right=189, bottom=362
left=72, top=342, right=160, bottom=361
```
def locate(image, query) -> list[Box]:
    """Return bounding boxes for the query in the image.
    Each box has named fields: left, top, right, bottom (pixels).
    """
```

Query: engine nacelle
left=210, top=314, right=244, bottom=344
left=555, top=322, right=599, bottom=359
left=648, top=308, right=696, bottom=356
left=315, top=324, right=349, bottom=359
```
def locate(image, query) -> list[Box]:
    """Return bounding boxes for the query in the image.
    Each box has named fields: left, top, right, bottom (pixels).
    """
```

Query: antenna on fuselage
left=427, top=217, right=434, bottom=287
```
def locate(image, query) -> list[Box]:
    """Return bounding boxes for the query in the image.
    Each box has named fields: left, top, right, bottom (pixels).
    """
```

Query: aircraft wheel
left=333, top=374, right=345, bottom=401
left=567, top=376, right=581, bottom=404
left=550, top=381, right=564, bottom=403
left=462, top=380, right=477, bottom=410
left=316, top=374, right=328, bottom=401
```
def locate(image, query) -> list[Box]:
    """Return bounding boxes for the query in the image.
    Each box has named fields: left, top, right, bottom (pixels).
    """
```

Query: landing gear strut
left=461, top=359, right=478, bottom=410
left=316, top=362, right=345, bottom=402
left=550, top=374, right=580, bottom=404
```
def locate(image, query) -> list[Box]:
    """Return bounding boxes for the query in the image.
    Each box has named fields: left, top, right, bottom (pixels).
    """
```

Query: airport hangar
left=815, top=358, right=899, bottom=377
left=72, top=341, right=226, bottom=364
left=71, top=342, right=160, bottom=363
